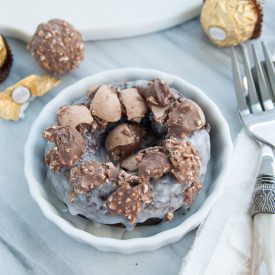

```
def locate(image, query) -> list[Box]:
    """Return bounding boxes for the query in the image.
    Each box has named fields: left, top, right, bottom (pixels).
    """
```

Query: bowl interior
left=26, top=69, right=231, bottom=242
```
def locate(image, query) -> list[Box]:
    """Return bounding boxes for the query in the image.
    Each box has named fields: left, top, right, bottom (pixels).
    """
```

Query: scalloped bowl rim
left=24, top=68, right=232, bottom=253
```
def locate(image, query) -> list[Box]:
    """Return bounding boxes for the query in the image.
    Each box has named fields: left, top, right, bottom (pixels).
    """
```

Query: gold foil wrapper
left=0, top=75, right=61, bottom=121
left=201, top=0, right=263, bottom=47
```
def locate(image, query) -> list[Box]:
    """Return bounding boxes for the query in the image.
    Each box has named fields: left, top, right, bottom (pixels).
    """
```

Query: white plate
left=24, top=68, right=232, bottom=253
left=0, top=0, right=201, bottom=41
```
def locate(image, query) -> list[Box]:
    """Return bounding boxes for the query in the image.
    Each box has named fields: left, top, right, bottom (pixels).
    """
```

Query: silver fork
left=232, top=42, right=275, bottom=275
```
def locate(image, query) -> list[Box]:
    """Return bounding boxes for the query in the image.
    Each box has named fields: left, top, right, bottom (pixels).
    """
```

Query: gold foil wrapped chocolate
left=0, top=75, right=60, bottom=121
left=0, top=34, right=13, bottom=83
left=201, top=0, right=263, bottom=47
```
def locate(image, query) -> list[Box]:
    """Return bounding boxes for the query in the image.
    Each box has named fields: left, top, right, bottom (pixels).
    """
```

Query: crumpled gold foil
left=201, top=0, right=263, bottom=47
left=0, top=75, right=60, bottom=121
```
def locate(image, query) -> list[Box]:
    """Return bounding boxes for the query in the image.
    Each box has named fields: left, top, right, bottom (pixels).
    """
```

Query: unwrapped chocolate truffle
left=28, top=19, right=84, bottom=74
left=201, top=0, right=263, bottom=47
left=0, top=34, right=13, bottom=83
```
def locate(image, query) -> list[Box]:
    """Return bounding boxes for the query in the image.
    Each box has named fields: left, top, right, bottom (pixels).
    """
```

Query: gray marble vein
left=0, top=2, right=274, bottom=274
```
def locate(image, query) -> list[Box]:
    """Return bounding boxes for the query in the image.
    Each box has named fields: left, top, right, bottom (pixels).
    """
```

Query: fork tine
left=261, top=41, right=275, bottom=99
left=252, top=44, right=274, bottom=110
left=240, top=44, right=262, bottom=112
left=231, top=47, right=249, bottom=113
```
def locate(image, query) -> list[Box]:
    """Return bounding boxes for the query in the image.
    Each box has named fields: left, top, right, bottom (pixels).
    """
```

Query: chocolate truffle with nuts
left=28, top=19, right=84, bottom=74
left=0, top=34, right=13, bottom=83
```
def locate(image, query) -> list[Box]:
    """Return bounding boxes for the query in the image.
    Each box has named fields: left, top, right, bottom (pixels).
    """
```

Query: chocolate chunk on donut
left=43, top=125, right=84, bottom=170
left=70, top=161, right=118, bottom=198
left=90, top=84, right=121, bottom=122
left=150, top=104, right=169, bottom=124
left=105, top=123, right=145, bottom=160
left=119, top=88, right=147, bottom=122
left=184, top=181, right=202, bottom=205
left=167, top=98, right=206, bottom=138
left=57, top=105, right=93, bottom=130
left=121, top=154, right=138, bottom=172
left=164, top=138, right=201, bottom=184
left=136, top=147, right=171, bottom=179
left=45, top=147, right=64, bottom=171
left=106, top=172, right=151, bottom=224
left=138, top=79, right=174, bottom=107
left=117, top=171, right=152, bottom=204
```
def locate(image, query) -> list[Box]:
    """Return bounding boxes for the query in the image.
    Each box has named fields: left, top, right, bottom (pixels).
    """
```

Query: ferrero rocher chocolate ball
left=0, top=34, right=13, bottom=83
left=201, top=0, right=263, bottom=47
left=28, top=19, right=84, bottom=74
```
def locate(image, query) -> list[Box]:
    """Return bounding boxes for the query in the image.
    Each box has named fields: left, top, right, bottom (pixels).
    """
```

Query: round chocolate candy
left=0, top=34, right=13, bottom=83
left=201, top=0, right=263, bottom=47
left=28, top=19, right=84, bottom=74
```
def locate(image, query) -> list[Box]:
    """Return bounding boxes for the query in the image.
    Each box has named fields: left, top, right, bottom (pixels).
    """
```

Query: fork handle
left=251, top=146, right=275, bottom=275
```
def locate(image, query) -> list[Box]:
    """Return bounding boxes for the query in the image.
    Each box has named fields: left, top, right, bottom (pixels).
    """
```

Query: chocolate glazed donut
left=43, top=79, right=211, bottom=231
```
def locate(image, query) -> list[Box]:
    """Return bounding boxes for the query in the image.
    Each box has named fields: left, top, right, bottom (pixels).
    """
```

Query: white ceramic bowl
left=24, top=68, right=232, bottom=253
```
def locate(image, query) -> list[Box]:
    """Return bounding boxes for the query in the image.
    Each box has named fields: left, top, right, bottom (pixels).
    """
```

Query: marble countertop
left=1, top=2, right=274, bottom=274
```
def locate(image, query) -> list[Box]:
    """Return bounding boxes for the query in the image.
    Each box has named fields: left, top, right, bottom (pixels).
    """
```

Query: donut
left=43, top=79, right=211, bottom=231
